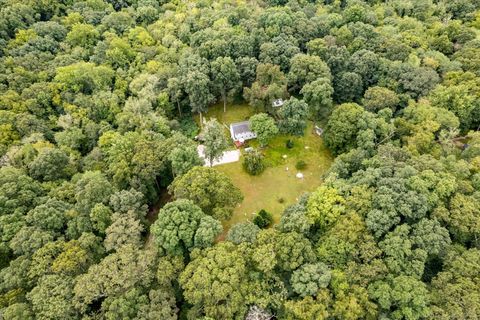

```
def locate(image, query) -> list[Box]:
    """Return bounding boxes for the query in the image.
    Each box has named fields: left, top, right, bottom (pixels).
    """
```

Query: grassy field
left=199, top=102, right=333, bottom=236
left=200, top=101, right=254, bottom=129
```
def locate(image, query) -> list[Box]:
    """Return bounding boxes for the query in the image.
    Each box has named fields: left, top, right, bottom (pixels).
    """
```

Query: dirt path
left=144, top=188, right=172, bottom=248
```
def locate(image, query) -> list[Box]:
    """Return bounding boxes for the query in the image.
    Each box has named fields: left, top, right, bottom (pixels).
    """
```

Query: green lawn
left=200, top=101, right=255, bottom=129
left=199, top=102, right=333, bottom=237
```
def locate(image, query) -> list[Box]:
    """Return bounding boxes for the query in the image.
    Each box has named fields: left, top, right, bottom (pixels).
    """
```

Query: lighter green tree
left=211, top=56, right=240, bottom=112
left=170, top=166, right=243, bottom=220
left=202, top=119, right=229, bottom=167
left=150, top=199, right=222, bottom=255
left=250, top=113, right=278, bottom=147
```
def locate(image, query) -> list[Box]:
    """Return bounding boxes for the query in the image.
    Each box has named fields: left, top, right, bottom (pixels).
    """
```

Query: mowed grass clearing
left=198, top=102, right=334, bottom=235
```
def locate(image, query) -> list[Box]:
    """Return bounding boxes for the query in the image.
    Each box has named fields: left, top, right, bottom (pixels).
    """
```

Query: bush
left=295, top=160, right=307, bottom=170
left=243, top=150, right=265, bottom=175
left=286, top=139, right=294, bottom=149
left=253, top=209, right=273, bottom=228
left=178, top=117, right=199, bottom=139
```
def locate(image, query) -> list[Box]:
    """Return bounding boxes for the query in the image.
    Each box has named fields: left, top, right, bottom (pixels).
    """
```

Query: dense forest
left=0, top=0, right=480, bottom=319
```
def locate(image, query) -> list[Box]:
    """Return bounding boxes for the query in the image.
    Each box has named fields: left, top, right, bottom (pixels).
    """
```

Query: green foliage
left=0, top=167, right=43, bottom=216
left=25, top=198, right=70, bottom=233
left=211, top=56, right=240, bottom=112
left=287, top=54, right=331, bottom=91
left=150, top=199, right=222, bottom=255
left=226, top=221, right=260, bottom=244
left=431, top=248, right=480, bottom=319
left=202, top=118, right=229, bottom=166
left=277, top=97, right=309, bottom=136
left=0, top=0, right=479, bottom=318
left=2, top=303, right=33, bottom=320
left=66, top=23, right=99, bottom=48
left=73, top=245, right=156, bottom=312
left=170, top=166, right=243, bottom=221
left=168, top=144, right=203, bottom=177
left=54, top=62, right=114, bottom=94
left=363, top=86, right=400, bottom=113
left=286, top=139, right=294, bottom=149
left=429, top=71, right=480, bottom=131
left=324, top=103, right=393, bottom=155
left=278, top=195, right=310, bottom=234
left=242, top=149, right=265, bottom=176
left=300, top=77, right=334, bottom=118
left=28, top=148, right=71, bottom=182
left=291, top=263, right=331, bottom=297
left=250, top=113, right=278, bottom=147
left=178, top=117, right=199, bottom=139
left=253, top=209, right=273, bottom=229
left=295, top=160, right=307, bottom=170
left=307, top=186, right=345, bottom=232
left=27, top=275, right=77, bottom=320
left=179, top=242, right=249, bottom=319
left=104, top=213, right=143, bottom=252
left=243, top=63, right=287, bottom=112
left=185, top=70, right=214, bottom=119
left=368, top=275, right=431, bottom=320
left=254, top=230, right=316, bottom=272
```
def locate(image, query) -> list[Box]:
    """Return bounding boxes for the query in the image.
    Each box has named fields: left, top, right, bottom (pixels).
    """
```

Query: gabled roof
left=230, top=121, right=257, bottom=141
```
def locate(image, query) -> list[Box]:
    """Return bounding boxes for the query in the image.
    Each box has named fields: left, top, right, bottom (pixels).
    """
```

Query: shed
left=272, top=98, right=284, bottom=108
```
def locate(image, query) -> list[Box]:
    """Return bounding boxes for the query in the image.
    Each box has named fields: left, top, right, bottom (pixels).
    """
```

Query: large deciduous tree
left=368, top=275, right=431, bottom=320
left=250, top=113, right=278, bottom=147
left=277, top=97, right=309, bottom=136
left=151, top=199, right=222, bottom=255
left=184, top=70, right=214, bottom=126
left=362, top=86, right=400, bottom=113
left=431, top=248, right=480, bottom=319
left=287, top=54, right=331, bottom=91
left=73, top=245, right=157, bottom=312
left=291, top=263, right=331, bottom=297
left=202, top=118, right=229, bottom=167
left=170, top=166, right=243, bottom=221
left=307, top=186, right=346, bottom=233
left=243, top=63, right=288, bottom=112
left=300, top=77, right=334, bottom=118
left=179, top=242, right=250, bottom=319
left=211, top=56, right=240, bottom=112
left=28, top=148, right=70, bottom=182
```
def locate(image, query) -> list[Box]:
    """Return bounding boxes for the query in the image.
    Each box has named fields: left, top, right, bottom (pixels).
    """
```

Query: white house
left=230, top=121, right=257, bottom=142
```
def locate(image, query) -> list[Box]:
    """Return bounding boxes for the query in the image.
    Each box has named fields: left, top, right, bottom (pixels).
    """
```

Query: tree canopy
left=1, top=0, right=480, bottom=318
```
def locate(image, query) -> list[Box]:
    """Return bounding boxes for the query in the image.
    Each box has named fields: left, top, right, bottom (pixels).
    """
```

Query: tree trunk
left=177, top=101, right=182, bottom=117
left=222, top=90, right=227, bottom=113
left=199, top=112, right=203, bottom=128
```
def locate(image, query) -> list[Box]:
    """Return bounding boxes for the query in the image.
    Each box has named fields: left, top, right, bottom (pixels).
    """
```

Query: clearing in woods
left=199, top=102, right=334, bottom=236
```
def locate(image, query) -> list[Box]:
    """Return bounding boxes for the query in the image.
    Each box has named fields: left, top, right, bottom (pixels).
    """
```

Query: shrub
left=277, top=197, right=285, bottom=204
left=286, top=139, right=294, bottom=149
left=243, top=150, right=265, bottom=175
left=253, top=209, right=273, bottom=228
left=295, top=160, right=307, bottom=170
left=178, top=117, right=199, bottom=139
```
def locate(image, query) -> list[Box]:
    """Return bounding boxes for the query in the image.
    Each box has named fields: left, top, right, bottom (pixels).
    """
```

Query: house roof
left=230, top=121, right=257, bottom=141
left=231, top=121, right=250, bottom=136
left=272, top=98, right=284, bottom=107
